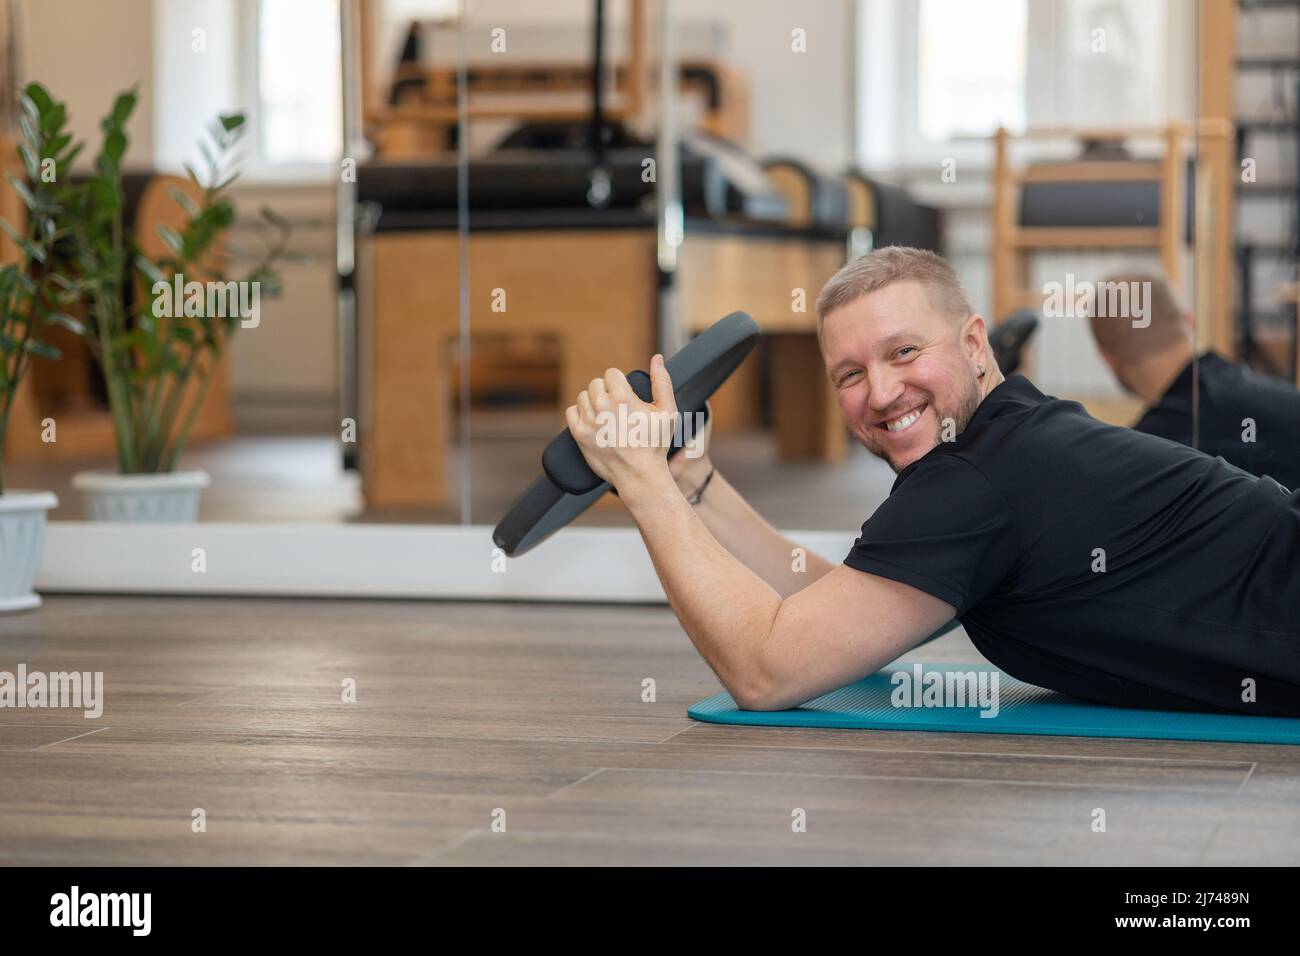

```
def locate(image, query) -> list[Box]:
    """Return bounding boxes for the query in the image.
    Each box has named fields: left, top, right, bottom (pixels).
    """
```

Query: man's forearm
left=681, top=467, right=836, bottom=598
left=622, top=468, right=783, bottom=706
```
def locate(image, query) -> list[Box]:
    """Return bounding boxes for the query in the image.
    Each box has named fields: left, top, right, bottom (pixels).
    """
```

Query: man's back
left=1135, top=351, right=1300, bottom=491
left=845, top=374, right=1300, bottom=716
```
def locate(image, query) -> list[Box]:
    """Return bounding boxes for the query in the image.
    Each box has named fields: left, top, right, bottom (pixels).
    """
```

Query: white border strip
left=38, top=523, right=856, bottom=602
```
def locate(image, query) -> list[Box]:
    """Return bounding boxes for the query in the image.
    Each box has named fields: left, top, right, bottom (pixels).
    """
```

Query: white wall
left=151, top=0, right=241, bottom=175
left=695, top=0, right=853, bottom=167
left=417, top=0, right=856, bottom=168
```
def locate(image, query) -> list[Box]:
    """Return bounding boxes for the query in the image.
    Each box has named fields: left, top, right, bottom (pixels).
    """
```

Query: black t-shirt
left=1135, top=351, right=1300, bottom=492
left=844, top=374, right=1300, bottom=716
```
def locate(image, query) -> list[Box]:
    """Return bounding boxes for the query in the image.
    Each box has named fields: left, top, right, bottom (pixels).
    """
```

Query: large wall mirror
left=3, top=0, right=1289, bottom=594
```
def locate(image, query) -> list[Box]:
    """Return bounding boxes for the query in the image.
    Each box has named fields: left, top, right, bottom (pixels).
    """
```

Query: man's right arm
left=674, top=457, right=836, bottom=599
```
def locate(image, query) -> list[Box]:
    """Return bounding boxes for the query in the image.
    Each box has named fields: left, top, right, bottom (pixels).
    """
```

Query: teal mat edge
left=687, top=664, right=1300, bottom=745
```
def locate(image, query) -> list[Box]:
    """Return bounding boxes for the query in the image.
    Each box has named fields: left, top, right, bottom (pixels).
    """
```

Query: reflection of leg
left=770, top=334, right=846, bottom=463
left=706, top=349, right=761, bottom=433
left=366, top=234, right=450, bottom=509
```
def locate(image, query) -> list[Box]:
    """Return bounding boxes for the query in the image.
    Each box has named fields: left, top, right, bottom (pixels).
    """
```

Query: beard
left=864, top=376, right=984, bottom=474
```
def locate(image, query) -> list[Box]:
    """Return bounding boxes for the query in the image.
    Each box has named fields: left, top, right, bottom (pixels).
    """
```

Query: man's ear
left=961, top=313, right=990, bottom=363
left=1097, top=346, right=1118, bottom=375
left=1098, top=348, right=1135, bottom=396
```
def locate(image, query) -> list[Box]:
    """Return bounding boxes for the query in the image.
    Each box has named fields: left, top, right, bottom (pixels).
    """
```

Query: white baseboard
left=37, top=523, right=855, bottom=603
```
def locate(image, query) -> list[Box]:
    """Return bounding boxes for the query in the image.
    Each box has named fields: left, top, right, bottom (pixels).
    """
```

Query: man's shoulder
left=1232, top=362, right=1300, bottom=411
left=946, top=376, right=1095, bottom=461
left=1134, top=402, right=1191, bottom=443
left=946, top=377, right=1211, bottom=491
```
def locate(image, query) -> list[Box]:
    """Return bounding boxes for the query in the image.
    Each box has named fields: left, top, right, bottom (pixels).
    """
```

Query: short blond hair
left=815, top=247, right=975, bottom=339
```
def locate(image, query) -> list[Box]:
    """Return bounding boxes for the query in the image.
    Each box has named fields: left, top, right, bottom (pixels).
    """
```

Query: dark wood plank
left=0, top=595, right=1294, bottom=865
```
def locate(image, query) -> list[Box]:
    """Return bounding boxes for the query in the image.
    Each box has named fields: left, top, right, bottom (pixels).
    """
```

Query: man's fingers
left=650, top=354, right=677, bottom=415
left=578, top=389, right=595, bottom=421
left=603, top=367, right=631, bottom=397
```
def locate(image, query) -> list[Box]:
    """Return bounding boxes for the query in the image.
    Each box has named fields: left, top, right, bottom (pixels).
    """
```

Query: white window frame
left=858, top=0, right=1175, bottom=177
left=233, top=0, right=342, bottom=185
left=897, top=0, right=1029, bottom=172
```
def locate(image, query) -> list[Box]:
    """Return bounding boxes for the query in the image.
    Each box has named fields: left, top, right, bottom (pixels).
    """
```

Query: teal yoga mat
left=688, top=664, right=1300, bottom=745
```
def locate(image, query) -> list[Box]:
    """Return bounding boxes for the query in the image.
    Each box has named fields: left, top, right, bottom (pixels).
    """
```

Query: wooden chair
left=991, top=124, right=1187, bottom=323
left=991, top=122, right=1236, bottom=354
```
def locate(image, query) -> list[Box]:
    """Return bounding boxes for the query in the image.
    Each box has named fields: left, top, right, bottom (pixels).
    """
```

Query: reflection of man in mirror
left=1088, top=272, right=1300, bottom=491
left=567, top=247, right=1300, bottom=721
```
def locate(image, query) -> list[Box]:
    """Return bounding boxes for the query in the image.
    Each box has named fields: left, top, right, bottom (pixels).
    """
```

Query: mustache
left=874, top=394, right=932, bottom=423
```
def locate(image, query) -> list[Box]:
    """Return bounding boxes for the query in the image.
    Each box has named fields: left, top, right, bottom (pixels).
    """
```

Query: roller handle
left=542, top=370, right=708, bottom=496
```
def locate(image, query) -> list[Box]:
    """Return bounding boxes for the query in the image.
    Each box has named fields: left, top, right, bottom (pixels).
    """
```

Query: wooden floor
left=1, top=595, right=1297, bottom=866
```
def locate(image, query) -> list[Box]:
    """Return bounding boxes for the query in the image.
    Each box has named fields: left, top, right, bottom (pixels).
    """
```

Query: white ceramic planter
left=72, top=470, right=210, bottom=522
left=0, top=490, right=58, bottom=612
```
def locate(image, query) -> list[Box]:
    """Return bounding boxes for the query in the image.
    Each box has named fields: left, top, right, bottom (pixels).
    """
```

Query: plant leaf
left=59, top=142, right=84, bottom=170
left=18, top=114, right=37, bottom=148
left=45, top=312, right=86, bottom=336
left=110, top=89, right=138, bottom=128
left=165, top=184, right=200, bottom=217
left=16, top=237, right=47, bottom=263
left=18, top=93, right=40, bottom=127
left=103, top=129, right=127, bottom=165
left=40, top=102, right=66, bottom=135
left=135, top=257, right=168, bottom=285
left=17, top=143, right=39, bottom=179
left=23, top=83, right=54, bottom=115
left=24, top=339, right=61, bottom=360
left=87, top=177, right=120, bottom=213
left=155, top=224, right=185, bottom=256
left=197, top=139, right=218, bottom=177
left=5, top=172, right=36, bottom=210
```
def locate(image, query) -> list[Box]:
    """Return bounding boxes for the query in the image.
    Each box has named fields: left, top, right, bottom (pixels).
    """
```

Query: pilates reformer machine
left=337, top=0, right=942, bottom=509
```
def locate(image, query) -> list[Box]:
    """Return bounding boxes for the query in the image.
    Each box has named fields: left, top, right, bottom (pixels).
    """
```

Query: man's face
left=821, top=280, right=985, bottom=473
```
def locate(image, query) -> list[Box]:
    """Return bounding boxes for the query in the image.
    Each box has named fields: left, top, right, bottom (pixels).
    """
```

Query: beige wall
left=16, top=0, right=155, bottom=169
left=12, top=0, right=338, bottom=429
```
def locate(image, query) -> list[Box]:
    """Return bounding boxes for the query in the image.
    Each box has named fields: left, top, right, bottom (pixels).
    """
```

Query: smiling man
left=565, top=247, right=1300, bottom=717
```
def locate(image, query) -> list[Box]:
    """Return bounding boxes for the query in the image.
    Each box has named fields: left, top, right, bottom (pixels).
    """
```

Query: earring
left=977, top=364, right=986, bottom=378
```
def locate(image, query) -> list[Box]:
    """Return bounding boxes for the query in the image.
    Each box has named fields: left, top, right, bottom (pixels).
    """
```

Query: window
left=256, top=0, right=343, bottom=165
left=916, top=0, right=1027, bottom=142
left=858, top=0, right=1172, bottom=170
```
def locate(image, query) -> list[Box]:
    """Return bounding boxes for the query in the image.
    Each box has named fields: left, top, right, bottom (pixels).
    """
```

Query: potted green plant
left=0, top=84, right=80, bottom=609
left=57, top=87, right=290, bottom=521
